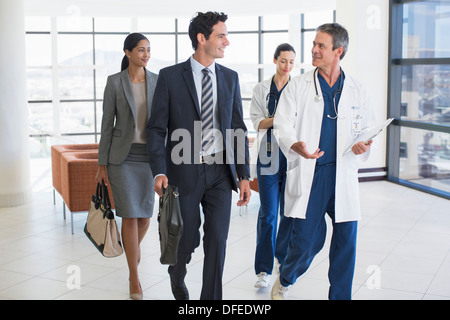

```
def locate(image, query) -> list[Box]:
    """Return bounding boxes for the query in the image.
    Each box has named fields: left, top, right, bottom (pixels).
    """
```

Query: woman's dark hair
left=188, top=11, right=228, bottom=50
left=121, top=33, right=149, bottom=71
left=274, top=43, right=296, bottom=60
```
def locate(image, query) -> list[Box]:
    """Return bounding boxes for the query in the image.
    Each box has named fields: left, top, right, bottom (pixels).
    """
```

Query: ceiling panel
left=24, top=0, right=336, bottom=17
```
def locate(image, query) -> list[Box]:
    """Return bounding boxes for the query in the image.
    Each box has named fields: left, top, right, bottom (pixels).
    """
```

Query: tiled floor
left=0, top=161, right=449, bottom=300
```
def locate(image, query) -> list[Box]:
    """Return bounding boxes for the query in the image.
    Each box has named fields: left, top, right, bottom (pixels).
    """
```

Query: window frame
left=387, top=0, right=450, bottom=199
left=26, top=13, right=335, bottom=153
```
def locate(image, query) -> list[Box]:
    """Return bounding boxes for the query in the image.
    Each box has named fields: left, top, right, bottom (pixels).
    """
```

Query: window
left=26, top=12, right=335, bottom=157
left=299, top=10, right=336, bottom=74
left=388, top=0, right=450, bottom=199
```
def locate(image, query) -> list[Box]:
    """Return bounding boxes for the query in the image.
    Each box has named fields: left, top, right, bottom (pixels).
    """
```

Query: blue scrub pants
left=279, top=163, right=358, bottom=300
left=255, top=148, right=293, bottom=275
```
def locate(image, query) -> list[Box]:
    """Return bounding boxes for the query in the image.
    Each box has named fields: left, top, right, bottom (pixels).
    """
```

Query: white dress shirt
left=190, top=55, right=223, bottom=155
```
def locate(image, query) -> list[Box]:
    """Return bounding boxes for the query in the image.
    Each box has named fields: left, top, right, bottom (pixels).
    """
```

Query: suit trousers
left=168, top=161, right=233, bottom=300
left=279, top=163, right=358, bottom=300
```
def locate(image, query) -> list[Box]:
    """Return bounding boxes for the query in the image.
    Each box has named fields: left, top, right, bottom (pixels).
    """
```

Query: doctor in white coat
left=271, top=23, right=377, bottom=300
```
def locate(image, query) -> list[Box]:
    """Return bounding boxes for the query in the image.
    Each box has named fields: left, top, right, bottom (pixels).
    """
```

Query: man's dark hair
left=188, top=11, right=228, bottom=50
left=316, top=23, right=349, bottom=60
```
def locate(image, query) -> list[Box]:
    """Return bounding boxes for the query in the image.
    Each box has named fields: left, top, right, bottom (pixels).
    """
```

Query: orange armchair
left=51, top=143, right=100, bottom=201
left=60, top=151, right=100, bottom=213
left=51, top=143, right=115, bottom=234
left=60, top=151, right=115, bottom=234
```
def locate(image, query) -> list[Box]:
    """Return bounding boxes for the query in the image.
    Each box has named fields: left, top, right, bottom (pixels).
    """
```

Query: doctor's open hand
left=291, top=141, right=325, bottom=159
left=352, top=139, right=373, bottom=155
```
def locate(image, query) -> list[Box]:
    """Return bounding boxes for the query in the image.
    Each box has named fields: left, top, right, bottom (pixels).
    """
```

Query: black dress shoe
left=171, top=281, right=189, bottom=300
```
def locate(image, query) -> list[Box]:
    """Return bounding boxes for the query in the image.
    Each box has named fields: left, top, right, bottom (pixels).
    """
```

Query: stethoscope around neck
left=265, top=75, right=290, bottom=118
left=313, top=67, right=343, bottom=120
left=265, top=92, right=278, bottom=118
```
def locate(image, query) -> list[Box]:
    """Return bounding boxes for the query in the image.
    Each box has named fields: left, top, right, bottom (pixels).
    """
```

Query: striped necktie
left=201, top=68, right=214, bottom=154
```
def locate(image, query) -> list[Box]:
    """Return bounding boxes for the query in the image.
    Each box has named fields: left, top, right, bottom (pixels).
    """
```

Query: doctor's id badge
left=351, top=106, right=362, bottom=135
left=352, top=119, right=362, bottom=135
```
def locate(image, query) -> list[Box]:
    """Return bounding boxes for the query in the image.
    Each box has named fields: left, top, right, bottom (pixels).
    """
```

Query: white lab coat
left=273, top=69, right=377, bottom=222
left=249, top=77, right=274, bottom=179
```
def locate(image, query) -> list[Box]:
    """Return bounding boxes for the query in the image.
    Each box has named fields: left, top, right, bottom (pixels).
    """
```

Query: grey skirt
left=107, top=144, right=155, bottom=219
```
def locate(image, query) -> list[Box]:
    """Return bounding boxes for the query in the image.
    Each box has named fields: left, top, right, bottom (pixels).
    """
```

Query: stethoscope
left=265, top=92, right=278, bottom=118
left=313, top=67, right=343, bottom=120
left=266, top=76, right=290, bottom=118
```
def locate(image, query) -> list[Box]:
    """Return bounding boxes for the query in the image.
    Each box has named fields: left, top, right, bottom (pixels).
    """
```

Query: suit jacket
left=146, top=58, right=250, bottom=194
left=98, top=68, right=158, bottom=166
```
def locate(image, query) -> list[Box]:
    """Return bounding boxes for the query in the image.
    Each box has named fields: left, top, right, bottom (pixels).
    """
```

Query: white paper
left=343, top=118, right=394, bottom=156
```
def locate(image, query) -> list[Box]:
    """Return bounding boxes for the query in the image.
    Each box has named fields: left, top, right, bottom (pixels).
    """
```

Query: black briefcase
left=158, top=185, right=183, bottom=265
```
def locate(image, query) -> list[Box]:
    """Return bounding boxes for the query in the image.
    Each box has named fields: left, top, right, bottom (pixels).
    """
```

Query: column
left=0, top=0, right=32, bottom=207
left=336, top=0, right=389, bottom=169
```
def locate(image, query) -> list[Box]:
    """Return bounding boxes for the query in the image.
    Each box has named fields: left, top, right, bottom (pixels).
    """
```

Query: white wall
left=337, top=0, right=390, bottom=170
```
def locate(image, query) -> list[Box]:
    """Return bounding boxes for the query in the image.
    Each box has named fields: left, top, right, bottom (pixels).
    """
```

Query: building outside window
left=388, top=0, right=450, bottom=198
left=25, top=11, right=334, bottom=191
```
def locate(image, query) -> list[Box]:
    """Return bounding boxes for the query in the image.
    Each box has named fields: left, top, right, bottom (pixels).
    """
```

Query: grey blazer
left=98, top=68, right=158, bottom=166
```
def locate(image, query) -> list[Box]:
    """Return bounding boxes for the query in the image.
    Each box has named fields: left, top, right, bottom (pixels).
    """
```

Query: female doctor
left=271, top=23, right=377, bottom=300
left=249, top=43, right=296, bottom=288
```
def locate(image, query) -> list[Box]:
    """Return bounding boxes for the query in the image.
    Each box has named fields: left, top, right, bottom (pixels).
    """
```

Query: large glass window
left=262, top=32, right=290, bottom=79
left=402, top=1, right=450, bottom=58
left=26, top=12, right=335, bottom=158
left=388, top=0, right=450, bottom=199
left=300, top=10, right=335, bottom=74
left=399, top=127, right=450, bottom=193
left=401, top=64, right=450, bottom=124
left=26, top=34, right=52, bottom=66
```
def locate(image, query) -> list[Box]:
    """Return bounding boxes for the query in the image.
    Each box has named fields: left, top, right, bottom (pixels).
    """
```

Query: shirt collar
left=190, top=55, right=216, bottom=76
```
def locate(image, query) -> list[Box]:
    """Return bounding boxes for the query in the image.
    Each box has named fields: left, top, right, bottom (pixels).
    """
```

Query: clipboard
left=343, top=118, right=394, bottom=156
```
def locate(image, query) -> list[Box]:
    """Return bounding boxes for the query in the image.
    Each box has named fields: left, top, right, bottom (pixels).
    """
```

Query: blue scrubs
left=316, top=71, right=341, bottom=165
left=279, top=71, right=358, bottom=300
left=255, top=79, right=293, bottom=275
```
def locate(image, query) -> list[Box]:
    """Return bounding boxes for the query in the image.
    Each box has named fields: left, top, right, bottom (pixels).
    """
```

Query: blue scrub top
left=317, top=71, right=345, bottom=165
left=258, top=78, right=288, bottom=176
left=266, top=78, right=288, bottom=143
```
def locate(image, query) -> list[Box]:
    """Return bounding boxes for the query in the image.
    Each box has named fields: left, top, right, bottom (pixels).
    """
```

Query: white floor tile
left=0, top=178, right=449, bottom=301
left=0, top=277, right=71, bottom=300
left=352, top=286, right=424, bottom=300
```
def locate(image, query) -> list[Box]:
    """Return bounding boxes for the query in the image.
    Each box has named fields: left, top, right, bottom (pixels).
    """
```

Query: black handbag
left=158, top=185, right=183, bottom=265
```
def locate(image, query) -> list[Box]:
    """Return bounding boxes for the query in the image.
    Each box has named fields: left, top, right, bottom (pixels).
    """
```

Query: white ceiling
left=24, top=0, right=336, bottom=18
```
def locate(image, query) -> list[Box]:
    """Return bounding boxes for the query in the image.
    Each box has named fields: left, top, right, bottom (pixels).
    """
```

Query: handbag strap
left=96, top=182, right=102, bottom=198
left=101, top=179, right=112, bottom=209
left=93, top=182, right=102, bottom=209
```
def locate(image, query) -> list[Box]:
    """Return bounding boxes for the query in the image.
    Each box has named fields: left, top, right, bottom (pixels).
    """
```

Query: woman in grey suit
left=96, top=33, right=158, bottom=300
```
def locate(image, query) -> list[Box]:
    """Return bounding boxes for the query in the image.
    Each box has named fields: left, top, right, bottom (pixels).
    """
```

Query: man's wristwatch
left=239, top=176, right=250, bottom=181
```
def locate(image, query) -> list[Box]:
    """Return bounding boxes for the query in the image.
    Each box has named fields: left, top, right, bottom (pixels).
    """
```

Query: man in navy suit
left=146, top=11, right=251, bottom=300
